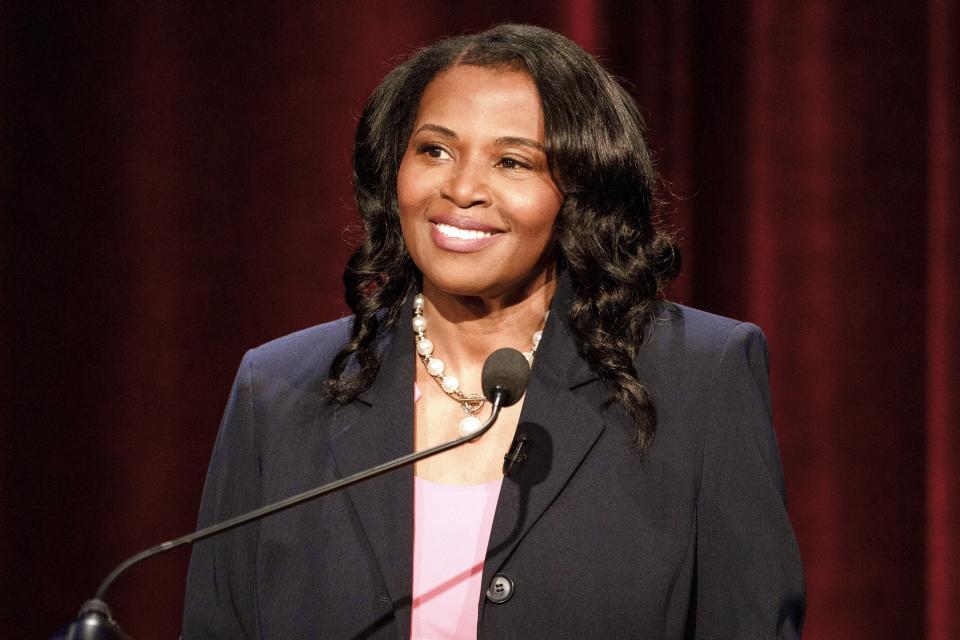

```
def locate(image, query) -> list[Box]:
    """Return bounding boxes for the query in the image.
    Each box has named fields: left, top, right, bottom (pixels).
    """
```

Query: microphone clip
left=503, top=434, right=529, bottom=475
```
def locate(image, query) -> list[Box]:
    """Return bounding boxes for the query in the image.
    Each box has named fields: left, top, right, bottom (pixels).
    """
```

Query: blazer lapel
left=482, top=274, right=606, bottom=585
left=327, top=298, right=416, bottom=640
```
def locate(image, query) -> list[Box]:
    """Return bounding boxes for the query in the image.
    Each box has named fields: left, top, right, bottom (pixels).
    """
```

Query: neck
left=419, top=271, right=556, bottom=371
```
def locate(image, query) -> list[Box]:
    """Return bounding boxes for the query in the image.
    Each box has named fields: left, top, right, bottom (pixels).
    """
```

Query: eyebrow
left=413, top=123, right=545, bottom=152
left=414, top=123, right=457, bottom=138
left=496, top=136, right=545, bottom=152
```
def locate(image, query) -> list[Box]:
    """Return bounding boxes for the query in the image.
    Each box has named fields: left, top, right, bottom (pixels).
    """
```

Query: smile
left=434, top=223, right=497, bottom=240
left=429, top=220, right=504, bottom=253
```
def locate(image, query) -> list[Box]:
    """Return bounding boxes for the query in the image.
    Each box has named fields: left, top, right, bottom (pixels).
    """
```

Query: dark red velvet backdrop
left=2, top=2, right=957, bottom=638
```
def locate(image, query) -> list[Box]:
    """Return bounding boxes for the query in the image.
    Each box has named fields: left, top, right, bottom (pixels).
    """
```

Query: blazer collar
left=528, top=269, right=596, bottom=390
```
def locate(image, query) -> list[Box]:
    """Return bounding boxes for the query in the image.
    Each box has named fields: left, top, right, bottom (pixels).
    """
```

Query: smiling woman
left=182, top=24, right=805, bottom=639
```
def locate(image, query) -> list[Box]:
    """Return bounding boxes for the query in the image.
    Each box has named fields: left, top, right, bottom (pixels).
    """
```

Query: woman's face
left=397, top=65, right=563, bottom=301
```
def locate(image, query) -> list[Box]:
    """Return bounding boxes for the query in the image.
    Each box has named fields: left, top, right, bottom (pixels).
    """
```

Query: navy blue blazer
left=183, top=279, right=805, bottom=639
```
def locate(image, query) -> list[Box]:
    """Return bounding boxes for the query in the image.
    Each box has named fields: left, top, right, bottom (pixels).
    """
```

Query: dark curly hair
left=327, top=24, right=680, bottom=451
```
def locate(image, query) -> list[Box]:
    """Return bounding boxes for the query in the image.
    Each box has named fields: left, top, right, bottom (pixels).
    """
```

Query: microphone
left=52, top=347, right=531, bottom=640
left=481, top=347, right=532, bottom=408
left=503, top=434, right=529, bottom=475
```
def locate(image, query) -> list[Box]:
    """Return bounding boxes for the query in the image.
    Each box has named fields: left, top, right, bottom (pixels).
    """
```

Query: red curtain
left=2, top=2, right=957, bottom=638
left=927, top=1, right=960, bottom=637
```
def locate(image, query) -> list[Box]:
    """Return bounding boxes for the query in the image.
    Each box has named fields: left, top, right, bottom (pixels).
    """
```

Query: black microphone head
left=481, top=348, right=531, bottom=407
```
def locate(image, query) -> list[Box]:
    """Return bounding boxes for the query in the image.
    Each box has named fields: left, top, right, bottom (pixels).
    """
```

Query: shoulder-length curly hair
left=327, top=23, right=680, bottom=451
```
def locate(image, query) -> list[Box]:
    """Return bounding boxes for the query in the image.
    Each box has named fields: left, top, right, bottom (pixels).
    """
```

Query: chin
left=423, top=275, right=498, bottom=299
left=420, top=267, right=552, bottom=303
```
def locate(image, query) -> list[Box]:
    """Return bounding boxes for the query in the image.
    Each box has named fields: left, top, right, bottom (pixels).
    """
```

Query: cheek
left=396, top=159, right=439, bottom=275
left=396, top=158, right=417, bottom=215
left=396, top=159, right=427, bottom=242
left=507, top=187, right=563, bottom=240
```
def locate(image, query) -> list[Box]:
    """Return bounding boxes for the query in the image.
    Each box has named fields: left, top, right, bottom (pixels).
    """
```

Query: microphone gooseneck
left=55, top=348, right=532, bottom=640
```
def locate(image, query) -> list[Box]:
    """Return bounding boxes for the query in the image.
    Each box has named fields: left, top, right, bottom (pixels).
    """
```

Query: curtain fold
left=926, top=0, right=959, bottom=638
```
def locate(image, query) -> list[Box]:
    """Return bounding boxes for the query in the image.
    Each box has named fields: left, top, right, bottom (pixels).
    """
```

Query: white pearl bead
left=458, top=415, right=484, bottom=437
left=413, top=294, right=424, bottom=310
left=426, top=358, right=444, bottom=376
left=532, top=330, right=542, bottom=347
left=412, top=316, right=426, bottom=333
left=440, top=375, right=459, bottom=393
left=416, top=338, right=433, bottom=357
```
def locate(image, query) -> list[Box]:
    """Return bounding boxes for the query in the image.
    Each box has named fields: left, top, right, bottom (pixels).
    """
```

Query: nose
left=441, top=159, right=491, bottom=209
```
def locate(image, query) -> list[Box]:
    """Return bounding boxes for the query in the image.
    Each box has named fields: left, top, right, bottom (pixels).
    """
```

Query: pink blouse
left=411, top=378, right=503, bottom=639
left=411, top=476, right=502, bottom=639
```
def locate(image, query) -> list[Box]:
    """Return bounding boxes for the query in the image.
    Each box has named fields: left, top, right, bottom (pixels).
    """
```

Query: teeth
left=435, top=223, right=494, bottom=240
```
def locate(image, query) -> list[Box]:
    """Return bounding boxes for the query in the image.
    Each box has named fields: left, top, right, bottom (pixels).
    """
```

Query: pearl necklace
left=412, top=292, right=545, bottom=437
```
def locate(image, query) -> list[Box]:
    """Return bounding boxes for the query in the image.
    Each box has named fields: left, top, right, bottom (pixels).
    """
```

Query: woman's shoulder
left=240, top=316, right=355, bottom=384
left=637, top=302, right=774, bottom=442
left=642, top=301, right=768, bottom=366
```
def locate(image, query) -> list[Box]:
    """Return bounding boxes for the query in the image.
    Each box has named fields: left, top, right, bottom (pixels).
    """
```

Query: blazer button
left=486, top=573, right=514, bottom=604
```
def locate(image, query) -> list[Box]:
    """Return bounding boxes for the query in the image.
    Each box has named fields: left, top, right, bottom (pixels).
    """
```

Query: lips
left=428, top=215, right=504, bottom=253
left=434, top=222, right=495, bottom=240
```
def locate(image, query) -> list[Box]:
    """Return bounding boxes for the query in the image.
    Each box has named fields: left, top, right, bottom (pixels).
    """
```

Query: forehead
left=414, top=65, right=545, bottom=140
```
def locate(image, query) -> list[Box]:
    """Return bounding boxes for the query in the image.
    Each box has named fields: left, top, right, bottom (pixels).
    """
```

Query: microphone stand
left=53, top=389, right=509, bottom=640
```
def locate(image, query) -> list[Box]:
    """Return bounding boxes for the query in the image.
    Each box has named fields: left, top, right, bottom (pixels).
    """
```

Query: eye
left=416, top=143, right=451, bottom=160
left=497, top=156, right=533, bottom=171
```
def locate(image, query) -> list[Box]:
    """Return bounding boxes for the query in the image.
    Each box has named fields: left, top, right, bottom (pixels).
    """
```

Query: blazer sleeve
left=182, top=350, right=263, bottom=640
left=692, top=322, right=806, bottom=638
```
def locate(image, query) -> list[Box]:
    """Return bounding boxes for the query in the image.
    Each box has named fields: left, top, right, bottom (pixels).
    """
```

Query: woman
left=183, top=24, right=805, bottom=639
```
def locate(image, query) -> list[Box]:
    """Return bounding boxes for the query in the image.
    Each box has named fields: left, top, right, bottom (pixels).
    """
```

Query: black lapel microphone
left=503, top=434, right=529, bottom=475
left=51, top=348, right=531, bottom=640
